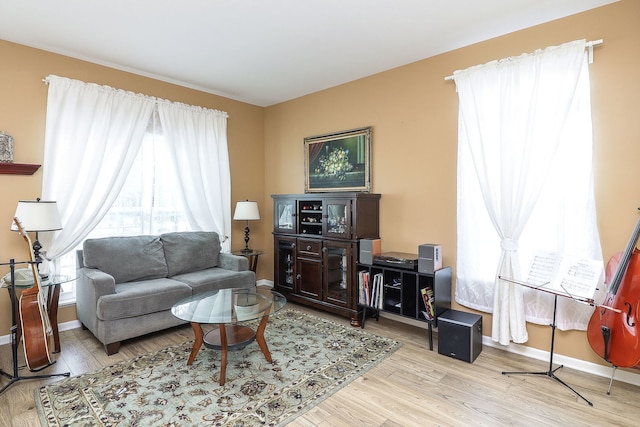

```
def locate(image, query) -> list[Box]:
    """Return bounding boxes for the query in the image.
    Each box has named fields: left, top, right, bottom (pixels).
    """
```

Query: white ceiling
left=0, top=0, right=618, bottom=107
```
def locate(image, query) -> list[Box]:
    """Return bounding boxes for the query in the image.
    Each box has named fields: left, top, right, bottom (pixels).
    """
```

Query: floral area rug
left=36, top=309, right=401, bottom=426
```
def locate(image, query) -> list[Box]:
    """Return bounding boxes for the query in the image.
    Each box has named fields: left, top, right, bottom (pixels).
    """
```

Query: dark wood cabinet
left=272, top=193, right=380, bottom=321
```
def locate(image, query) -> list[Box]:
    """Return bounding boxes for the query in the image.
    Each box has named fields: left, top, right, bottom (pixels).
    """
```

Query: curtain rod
left=444, top=39, right=603, bottom=81
left=41, top=75, right=229, bottom=117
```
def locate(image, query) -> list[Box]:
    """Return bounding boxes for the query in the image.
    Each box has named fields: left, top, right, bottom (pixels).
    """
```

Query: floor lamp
left=233, top=200, right=260, bottom=253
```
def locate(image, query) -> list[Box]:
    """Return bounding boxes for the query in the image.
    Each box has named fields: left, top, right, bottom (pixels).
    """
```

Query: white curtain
left=454, top=40, right=602, bottom=345
left=157, top=99, right=232, bottom=251
left=40, top=75, right=155, bottom=265
left=40, top=75, right=232, bottom=270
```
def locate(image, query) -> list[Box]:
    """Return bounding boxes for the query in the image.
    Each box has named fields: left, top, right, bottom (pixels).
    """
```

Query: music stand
left=499, top=276, right=596, bottom=406
left=0, top=259, right=70, bottom=395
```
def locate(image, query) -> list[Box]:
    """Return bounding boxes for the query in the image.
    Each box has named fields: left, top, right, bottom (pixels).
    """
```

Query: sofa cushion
left=161, top=231, right=221, bottom=277
left=96, top=278, right=191, bottom=320
left=172, top=268, right=255, bottom=294
left=83, top=235, right=168, bottom=284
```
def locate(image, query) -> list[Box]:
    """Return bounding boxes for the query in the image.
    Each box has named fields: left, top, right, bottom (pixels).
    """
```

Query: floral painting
left=304, top=127, right=372, bottom=193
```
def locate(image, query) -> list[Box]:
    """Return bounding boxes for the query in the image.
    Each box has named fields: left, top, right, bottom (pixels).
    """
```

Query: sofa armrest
left=218, top=253, right=249, bottom=271
left=77, top=268, right=117, bottom=299
left=75, top=267, right=117, bottom=331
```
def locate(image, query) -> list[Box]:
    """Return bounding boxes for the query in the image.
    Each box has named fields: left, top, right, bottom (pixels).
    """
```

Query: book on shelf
left=421, top=287, right=435, bottom=320
left=374, top=273, right=383, bottom=309
left=359, top=270, right=384, bottom=308
left=369, top=273, right=381, bottom=308
left=358, top=271, right=370, bottom=305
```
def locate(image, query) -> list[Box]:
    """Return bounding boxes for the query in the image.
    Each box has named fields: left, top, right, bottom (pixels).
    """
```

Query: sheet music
left=525, top=250, right=602, bottom=300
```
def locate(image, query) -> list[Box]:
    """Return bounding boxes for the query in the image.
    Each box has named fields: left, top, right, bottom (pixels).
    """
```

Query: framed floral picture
left=304, top=126, right=372, bottom=193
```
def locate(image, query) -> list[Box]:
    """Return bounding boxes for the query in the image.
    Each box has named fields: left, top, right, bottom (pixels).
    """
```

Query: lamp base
left=33, top=234, right=50, bottom=279
left=243, top=223, right=251, bottom=253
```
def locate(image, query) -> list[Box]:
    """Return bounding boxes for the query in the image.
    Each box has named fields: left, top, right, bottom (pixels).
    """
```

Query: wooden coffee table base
left=187, top=315, right=272, bottom=385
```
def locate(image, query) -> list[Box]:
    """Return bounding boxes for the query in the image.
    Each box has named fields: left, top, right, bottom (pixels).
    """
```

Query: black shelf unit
left=357, top=264, right=452, bottom=348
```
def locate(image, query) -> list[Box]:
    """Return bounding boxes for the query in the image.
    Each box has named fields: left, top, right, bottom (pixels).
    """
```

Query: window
left=57, top=121, right=190, bottom=304
left=452, top=40, right=602, bottom=344
left=41, top=76, right=231, bottom=306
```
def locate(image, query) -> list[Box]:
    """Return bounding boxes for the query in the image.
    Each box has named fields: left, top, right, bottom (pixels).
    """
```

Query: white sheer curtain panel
left=453, top=40, right=602, bottom=345
left=39, top=75, right=156, bottom=266
left=157, top=99, right=232, bottom=251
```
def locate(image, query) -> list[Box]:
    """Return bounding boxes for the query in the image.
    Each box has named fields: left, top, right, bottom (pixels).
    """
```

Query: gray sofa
left=76, top=231, right=255, bottom=355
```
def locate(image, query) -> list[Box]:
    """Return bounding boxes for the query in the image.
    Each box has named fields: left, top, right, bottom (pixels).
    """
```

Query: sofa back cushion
left=83, top=235, right=168, bottom=283
left=161, top=231, right=220, bottom=277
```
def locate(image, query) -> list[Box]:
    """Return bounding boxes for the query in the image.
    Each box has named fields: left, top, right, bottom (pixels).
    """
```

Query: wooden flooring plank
left=1, top=301, right=640, bottom=426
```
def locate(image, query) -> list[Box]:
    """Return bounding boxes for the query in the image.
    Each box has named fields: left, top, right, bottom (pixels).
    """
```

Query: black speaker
left=437, top=310, right=482, bottom=363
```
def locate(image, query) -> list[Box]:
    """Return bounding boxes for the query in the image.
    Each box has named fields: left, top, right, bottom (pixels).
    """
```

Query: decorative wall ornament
left=304, top=126, right=372, bottom=193
left=0, top=131, right=14, bottom=163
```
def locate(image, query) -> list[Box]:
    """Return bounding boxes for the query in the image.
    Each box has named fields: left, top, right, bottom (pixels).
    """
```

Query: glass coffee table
left=171, top=287, right=286, bottom=385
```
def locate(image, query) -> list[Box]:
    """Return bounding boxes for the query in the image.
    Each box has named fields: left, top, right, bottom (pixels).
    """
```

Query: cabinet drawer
left=298, top=239, right=322, bottom=256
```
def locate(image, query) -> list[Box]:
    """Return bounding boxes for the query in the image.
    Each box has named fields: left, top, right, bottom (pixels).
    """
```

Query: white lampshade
left=11, top=199, right=63, bottom=232
left=233, top=201, right=260, bottom=221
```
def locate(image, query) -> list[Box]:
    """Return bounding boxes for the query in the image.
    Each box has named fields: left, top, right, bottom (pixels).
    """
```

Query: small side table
left=232, top=249, right=264, bottom=274
left=1, top=274, right=74, bottom=353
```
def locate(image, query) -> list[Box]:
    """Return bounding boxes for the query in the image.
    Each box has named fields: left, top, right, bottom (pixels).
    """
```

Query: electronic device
left=418, top=243, right=442, bottom=274
left=437, top=309, right=483, bottom=363
left=373, top=252, right=418, bottom=271
left=359, top=238, right=381, bottom=265
left=1, top=268, right=35, bottom=287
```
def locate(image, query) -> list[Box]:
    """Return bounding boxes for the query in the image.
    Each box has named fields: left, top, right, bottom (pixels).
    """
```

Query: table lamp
left=233, top=200, right=260, bottom=253
left=11, top=198, right=63, bottom=270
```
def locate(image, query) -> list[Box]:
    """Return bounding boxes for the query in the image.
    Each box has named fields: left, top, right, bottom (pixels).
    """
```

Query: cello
left=587, top=210, right=640, bottom=368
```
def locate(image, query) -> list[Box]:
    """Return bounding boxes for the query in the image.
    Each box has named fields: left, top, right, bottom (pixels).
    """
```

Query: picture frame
left=304, top=126, right=372, bottom=193
left=0, top=131, right=14, bottom=163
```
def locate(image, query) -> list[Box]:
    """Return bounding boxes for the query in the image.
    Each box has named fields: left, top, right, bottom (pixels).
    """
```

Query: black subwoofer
left=437, top=309, right=483, bottom=363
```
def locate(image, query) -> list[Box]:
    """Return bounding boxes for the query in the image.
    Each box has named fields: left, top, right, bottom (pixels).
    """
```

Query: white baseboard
left=379, top=310, right=640, bottom=388
left=482, top=337, right=640, bottom=387
left=257, top=279, right=273, bottom=288
left=5, top=285, right=636, bottom=389
left=0, top=319, right=82, bottom=346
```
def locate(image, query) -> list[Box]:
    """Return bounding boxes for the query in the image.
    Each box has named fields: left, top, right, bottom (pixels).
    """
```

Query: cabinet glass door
left=324, top=242, right=351, bottom=307
left=275, top=236, right=296, bottom=291
left=274, top=198, right=296, bottom=234
left=324, top=199, right=351, bottom=239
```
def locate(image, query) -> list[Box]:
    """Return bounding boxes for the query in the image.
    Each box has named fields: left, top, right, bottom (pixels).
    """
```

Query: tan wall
left=263, top=0, right=640, bottom=368
left=2, top=0, right=638, bottom=370
left=0, top=41, right=265, bottom=333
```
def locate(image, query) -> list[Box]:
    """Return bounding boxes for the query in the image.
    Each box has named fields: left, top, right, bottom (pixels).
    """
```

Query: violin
left=587, top=210, right=640, bottom=368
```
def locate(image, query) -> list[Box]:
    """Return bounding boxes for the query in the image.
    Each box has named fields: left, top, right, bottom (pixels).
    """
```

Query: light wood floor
left=1, top=302, right=639, bottom=427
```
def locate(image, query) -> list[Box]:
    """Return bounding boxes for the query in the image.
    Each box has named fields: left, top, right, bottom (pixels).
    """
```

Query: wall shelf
left=0, top=163, right=41, bottom=175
